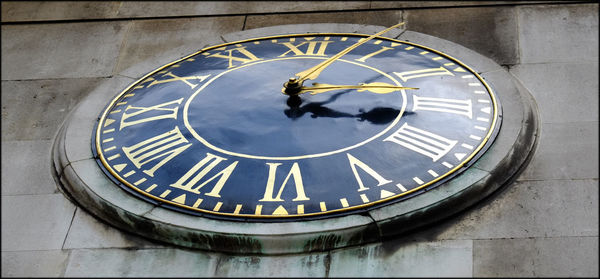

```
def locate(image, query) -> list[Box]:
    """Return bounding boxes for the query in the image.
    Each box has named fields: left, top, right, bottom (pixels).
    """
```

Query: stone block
left=144, top=204, right=378, bottom=254
left=415, top=179, right=598, bottom=241
left=518, top=3, right=599, bottom=64
left=63, top=208, right=162, bottom=249
left=117, top=1, right=370, bottom=19
left=404, top=6, right=519, bottom=66
left=214, top=253, right=329, bottom=277
left=510, top=63, right=599, bottom=124
left=243, top=1, right=370, bottom=14
left=113, top=16, right=245, bottom=74
left=223, top=23, right=404, bottom=43
left=397, top=31, right=503, bottom=74
left=520, top=121, right=599, bottom=180
left=1, top=78, right=106, bottom=141
left=1, top=1, right=120, bottom=22
left=1, top=22, right=127, bottom=80
left=63, top=248, right=219, bottom=277
left=328, top=239, right=472, bottom=277
left=474, top=236, right=599, bottom=277
left=1, top=140, right=57, bottom=195
left=62, top=159, right=155, bottom=219
left=244, top=10, right=403, bottom=31
left=61, top=76, right=135, bottom=165
left=368, top=167, right=491, bottom=238
left=1, top=250, right=69, bottom=277
left=471, top=69, right=531, bottom=174
left=1, top=194, right=75, bottom=251
left=370, top=1, right=564, bottom=9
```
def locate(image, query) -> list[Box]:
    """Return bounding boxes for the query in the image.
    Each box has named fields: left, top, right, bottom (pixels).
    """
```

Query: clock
left=92, top=24, right=500, bottom=220
left=54, top=23, right=538, bottom=254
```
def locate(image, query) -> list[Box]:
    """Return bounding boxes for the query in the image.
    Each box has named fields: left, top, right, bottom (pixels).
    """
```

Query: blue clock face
left=93, top=33, right=501, bottom=220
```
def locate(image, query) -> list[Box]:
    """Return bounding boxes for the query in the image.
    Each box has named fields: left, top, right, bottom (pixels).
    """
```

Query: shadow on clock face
left=184, top=57, right=406, bottom=159
left=284, top=91, right=401, bottom=126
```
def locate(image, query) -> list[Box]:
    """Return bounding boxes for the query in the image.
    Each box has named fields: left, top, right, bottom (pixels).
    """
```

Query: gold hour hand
left=295, top=82, right=418, bottom=95
left=284, top=22, right=405, bottom=95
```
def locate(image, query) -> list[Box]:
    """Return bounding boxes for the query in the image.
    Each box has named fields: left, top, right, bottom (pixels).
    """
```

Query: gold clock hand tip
left=293, top=22, right=407, bottom=83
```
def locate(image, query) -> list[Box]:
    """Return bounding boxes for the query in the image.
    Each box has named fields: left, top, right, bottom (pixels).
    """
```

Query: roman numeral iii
left=394, top=66, right=454, bottom=82
left=412, top=95, right=473, bottom=118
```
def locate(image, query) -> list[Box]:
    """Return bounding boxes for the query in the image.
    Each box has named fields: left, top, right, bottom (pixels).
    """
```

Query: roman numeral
left=278, top=39, right=333, bottom=57
left=347, top=153, right=392, bottom=192
left=355, top=46, right=394, bottom=62
left=384, top=123, right=457, bottom=162
left=394, top=66, right=454, bottom=82
left=122, top=126, right=191, bottom=177
left=259, top=162, right=310, bottom=202
left=208, top=47, right=263, bottom=68
left=120, top=98, right=183, bottom=130
left=147, top=72, right=210, bottom=89
left=170, top=153, right=238, bottom=198
left=412, top=95, right=473, bottom=119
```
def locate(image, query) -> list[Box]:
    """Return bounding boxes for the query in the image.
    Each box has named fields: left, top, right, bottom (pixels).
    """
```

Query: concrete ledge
left=52, top=24, right=539, bottom=254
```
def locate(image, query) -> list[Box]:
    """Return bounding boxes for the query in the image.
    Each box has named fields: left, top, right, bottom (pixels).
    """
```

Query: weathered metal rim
left=51, top=24, right=539, bottom=255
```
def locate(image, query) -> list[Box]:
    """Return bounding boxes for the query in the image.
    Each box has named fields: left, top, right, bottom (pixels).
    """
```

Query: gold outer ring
left=94, top=33, right=499, bottom=218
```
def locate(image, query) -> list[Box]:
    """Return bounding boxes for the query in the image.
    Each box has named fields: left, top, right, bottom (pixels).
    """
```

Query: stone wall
left=2, top=1, right=598, bottom=277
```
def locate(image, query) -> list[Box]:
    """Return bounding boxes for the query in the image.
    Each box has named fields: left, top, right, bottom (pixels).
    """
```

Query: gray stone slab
left=63, top=208, right=163, bottom=249
left=1, top=1, right=120, bottom=22
left=1, top=22, right=127, bottom=80
left=223, top=23, right=405, bottom=43
left=414, top=179, right=598, bottom=241
left=518, top=3, right=599, bottom=64
left=118, top=1, right=371, bottom=19
left=368, top=167, right=491, bottom=238
left=370, top=1, right=568, bottom=9
left=404, top=6, right=519, bottom=66
left=62, top=159, right=155, bottom=221
left=474, top=236, right=599, bottom=277
left=244, top=10, right=403, bottom=31
left=1, top=140, right=57, bottom=195
left=1, top=250, right=70, bottom=277
left=1, top=78, right=106, bottom=141
left=1, top=194, right=75, bottom=251
left=214, top=253, right=329, bottom=277
left=472, top=69, right=531, bottom=174
left=64, top=248, right=219, bottom=277
left=510, top=63, right=599, bottom=124
left=328, top=239, right=473, bottom=277
left=61, top=76, right=135, bottom=165
left=144, top=204, right=378, bottom=254
left=0, top=1, right=370, bottom=22
left=520, top=121, right=599, bottom=180
left=398, top=31, right=503, bottom=74
left=113, top=16, right=245, bottom=74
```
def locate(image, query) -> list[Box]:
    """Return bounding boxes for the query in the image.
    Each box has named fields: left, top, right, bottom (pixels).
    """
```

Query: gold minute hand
left=293, top=22, right=405, bottom=84
left=291, top=82, right=419, bottom=95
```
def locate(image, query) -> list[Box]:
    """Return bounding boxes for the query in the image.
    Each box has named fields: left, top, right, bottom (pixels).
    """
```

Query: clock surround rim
left=52, top=23, right=538, bottom=254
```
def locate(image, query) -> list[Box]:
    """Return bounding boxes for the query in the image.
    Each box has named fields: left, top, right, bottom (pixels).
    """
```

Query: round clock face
left=93, top=33, right=500, bottom=221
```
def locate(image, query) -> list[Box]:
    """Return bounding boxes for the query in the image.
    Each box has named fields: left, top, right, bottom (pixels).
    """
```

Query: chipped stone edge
left=51, top=24, right=539, bottom=255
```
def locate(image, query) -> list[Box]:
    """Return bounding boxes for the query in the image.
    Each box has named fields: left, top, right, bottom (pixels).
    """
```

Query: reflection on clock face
left=94, top=34, right=500, bottom=220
